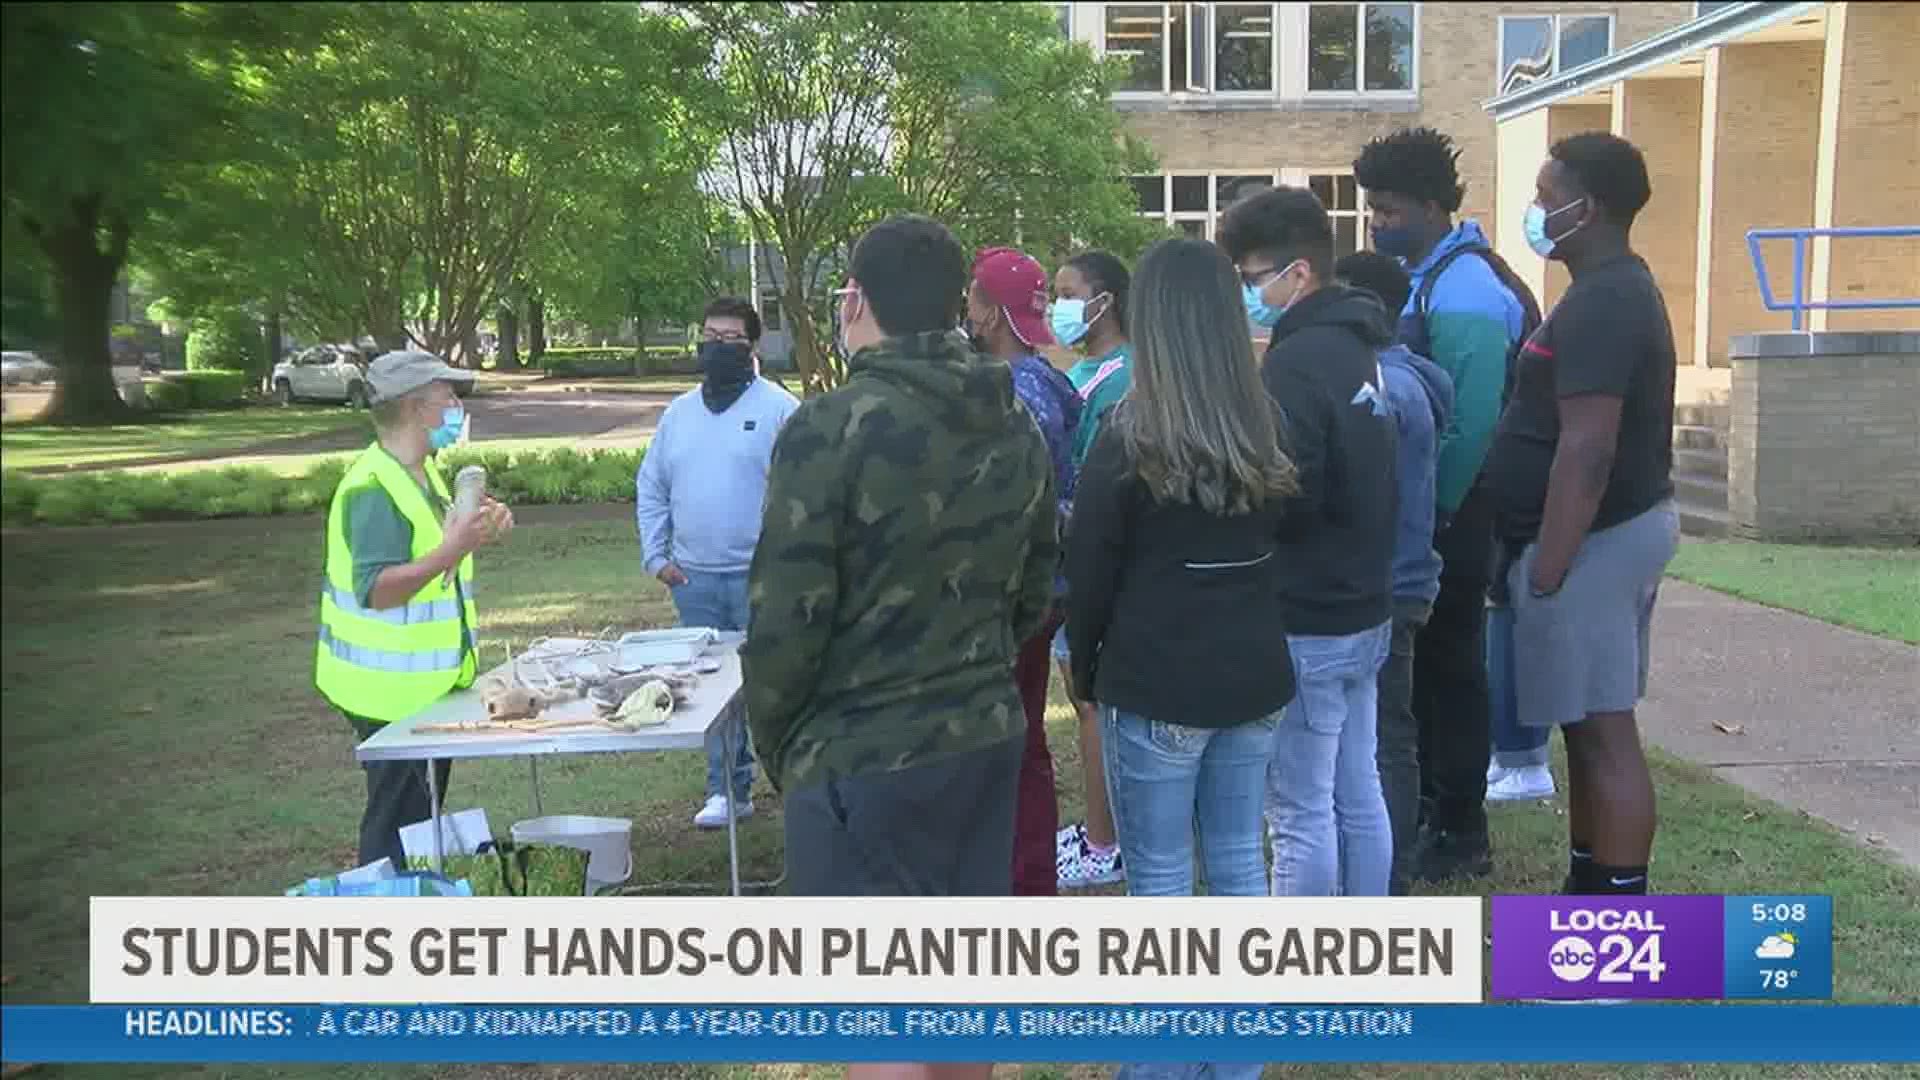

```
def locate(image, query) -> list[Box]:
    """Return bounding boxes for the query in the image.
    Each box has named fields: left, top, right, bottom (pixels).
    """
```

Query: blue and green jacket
left=1396, top=221, right=1526, bottom=514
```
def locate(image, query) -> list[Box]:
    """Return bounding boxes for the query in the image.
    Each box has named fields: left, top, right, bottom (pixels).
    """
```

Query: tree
left=1, top=3, right=304, bottom=423
left=701, top=2, right=1160, bottom=394
left=142, top=3, right=715, bottom=367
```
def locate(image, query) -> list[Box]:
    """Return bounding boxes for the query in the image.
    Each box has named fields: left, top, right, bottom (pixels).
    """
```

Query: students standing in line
left=1218, top=187, right=1399, bottom=899
left=1334, top=251, right=1455, bottom=896
left=1048, top=250, right=1134, bottom=892
left=1065, top=242, right=1299, bottom=1062
left=1353, top=127, right=1540, bottom=882
left=965, top=245, right=1083, bottom=897
left=1478, top=133, right=1679, bottom=896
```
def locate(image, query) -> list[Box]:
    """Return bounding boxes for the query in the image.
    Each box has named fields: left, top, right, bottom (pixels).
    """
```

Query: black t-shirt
left=1482, top=254, right=1676, bottom=542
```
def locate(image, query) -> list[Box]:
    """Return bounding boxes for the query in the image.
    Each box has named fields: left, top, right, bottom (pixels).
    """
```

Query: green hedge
left=143, top=369, right=251, bottom=412
left=538, top=346, right=695, bottom=376
left=1, top=446, right=646, bottom=528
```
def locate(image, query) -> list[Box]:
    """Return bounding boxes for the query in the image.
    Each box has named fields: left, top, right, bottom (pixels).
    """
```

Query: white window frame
left=1128, top=169, right=1370, bottom=250
left=1103, top=3, right=1281, bottom=100
left=1056, top=3, right=1074, bottom=38
left=1301, top=2, right=1420, bottom=101
left=1495, top=13, right=1617, bottom=95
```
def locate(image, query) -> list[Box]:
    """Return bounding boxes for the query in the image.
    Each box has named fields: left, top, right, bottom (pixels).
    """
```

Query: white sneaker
left=1487, top=759, right=1507, bottom=784
left=1056, top=821, right=1087, bottom=859
left=1057, top=835, right=1125, bottom=889
left=1487, top=765, right=1556, bottom=802
left=693, top=794, right=752, bottom=829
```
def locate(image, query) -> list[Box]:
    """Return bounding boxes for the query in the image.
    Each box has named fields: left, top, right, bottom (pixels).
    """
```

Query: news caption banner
left=4, top=896, right=1911, bottom=1064
left=1490, top=894, right=1834, bottom=1001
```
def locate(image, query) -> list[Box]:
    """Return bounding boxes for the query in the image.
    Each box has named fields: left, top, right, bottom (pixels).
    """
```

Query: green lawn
left=0, top=405, right=365, bottom=470
left=1668, top=540, right=1920, bottom=643
left=2, top=520, right=1915, bottom=1080
left=134, top=435, right=650, bottom=477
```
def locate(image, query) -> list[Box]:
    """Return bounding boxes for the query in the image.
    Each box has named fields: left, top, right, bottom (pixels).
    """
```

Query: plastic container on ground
left=512, top=815, right=634, bottom=893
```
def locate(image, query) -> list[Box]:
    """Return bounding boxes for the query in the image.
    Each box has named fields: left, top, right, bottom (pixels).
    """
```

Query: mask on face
left=1048, top=293, right=1107, bottom=347
left=1242, top=261, right=1304, bottom=329
left=1369, top=223, right=1419, bottom=259
left=697, top=340, right=755, bottom=413
left=427, top=405, right=465, bottom=452
left=1524, top=197, right=1587, bottom=258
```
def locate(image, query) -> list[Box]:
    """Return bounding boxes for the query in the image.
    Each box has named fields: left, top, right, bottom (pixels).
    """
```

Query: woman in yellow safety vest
left=315, top=350, right=513, bottom=868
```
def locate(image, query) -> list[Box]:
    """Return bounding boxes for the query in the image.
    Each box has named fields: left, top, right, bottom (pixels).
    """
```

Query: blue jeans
left=669, top=570, right=754, bottom=801
left=1488, top=604, right=1551, bottom=768
left=1266, top=623, right=1393, bottom=897
left=1101, top=707, right=1278, bottom=898
left=1103, top=707, right=1274, bottom=1080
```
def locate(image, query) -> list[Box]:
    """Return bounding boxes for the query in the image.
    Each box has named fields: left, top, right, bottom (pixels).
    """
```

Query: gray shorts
left=1508, top=502, right=1679, bottom=728
left=781, top=735, right=1023, bottom=896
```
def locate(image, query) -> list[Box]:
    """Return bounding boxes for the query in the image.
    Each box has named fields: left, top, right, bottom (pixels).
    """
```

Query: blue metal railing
left=1746, top=226, right=1920, bottom=331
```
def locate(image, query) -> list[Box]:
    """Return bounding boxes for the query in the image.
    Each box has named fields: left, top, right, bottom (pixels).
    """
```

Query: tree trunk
left=528, top=293, right=547, bottom=364
left=263, top=305, right=283, bottom=393
left=33, top=194, right=131, bottom=425
left=496, top=298, right=520, bottom=370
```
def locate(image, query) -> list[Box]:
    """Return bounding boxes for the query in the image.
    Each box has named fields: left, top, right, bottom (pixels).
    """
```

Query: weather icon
left=1755, top=933, right=1799, bottom=960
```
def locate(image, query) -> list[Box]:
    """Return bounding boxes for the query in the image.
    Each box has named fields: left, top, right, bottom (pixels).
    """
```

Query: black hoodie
left=1261, top=285, right=1399, bottom=637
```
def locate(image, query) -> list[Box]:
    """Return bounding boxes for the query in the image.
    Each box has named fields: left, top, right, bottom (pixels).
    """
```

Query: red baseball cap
left=972, top=247, right=1055, bottom=349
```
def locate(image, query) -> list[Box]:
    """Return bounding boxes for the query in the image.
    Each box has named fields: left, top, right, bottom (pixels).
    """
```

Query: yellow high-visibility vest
left=315, top=443, right=478, bottom=722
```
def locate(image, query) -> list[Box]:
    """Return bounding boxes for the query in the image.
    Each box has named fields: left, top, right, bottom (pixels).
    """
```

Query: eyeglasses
left=1237, top=265, right=1284, bottom=289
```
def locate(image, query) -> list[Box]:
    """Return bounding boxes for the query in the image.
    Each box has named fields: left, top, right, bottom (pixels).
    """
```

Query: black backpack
left=1405, top=243, right=1543, bottom=405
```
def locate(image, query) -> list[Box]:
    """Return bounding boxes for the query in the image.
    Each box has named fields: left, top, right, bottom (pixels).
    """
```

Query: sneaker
left=1486, top=759, right=1507, bottom=785
left=1057, top=837, right=1125, bottom=889
left=1414, top=828, right=1493, bottom=883
left=693, top=794, right=752, bottom=830
left=1056, top=821, right=1087, bottom=860
left=1487, top=765, right=1556, bottom=802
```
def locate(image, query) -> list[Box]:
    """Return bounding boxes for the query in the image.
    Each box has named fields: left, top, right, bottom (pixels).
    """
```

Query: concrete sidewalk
left=1640, top=579, right=1920, bottom=869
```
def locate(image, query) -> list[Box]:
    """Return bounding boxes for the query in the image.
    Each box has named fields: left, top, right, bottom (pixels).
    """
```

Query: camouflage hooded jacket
left=742, top=330, right=1058, bottom=793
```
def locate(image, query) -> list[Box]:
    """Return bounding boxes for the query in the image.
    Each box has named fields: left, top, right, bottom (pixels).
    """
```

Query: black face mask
left=698, top=341, right=755, bottom=413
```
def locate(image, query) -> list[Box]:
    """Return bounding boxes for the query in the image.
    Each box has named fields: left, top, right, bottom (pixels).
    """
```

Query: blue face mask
left=1241, top=261, right=1302, bottom=329
left=1048, top=293, right=1107, bottom=347
left=1524, top=197, right=1587, bottom=258
left=427, top=405, right=465, bottom=452
left=1369, top=223, right=1418, bottom=259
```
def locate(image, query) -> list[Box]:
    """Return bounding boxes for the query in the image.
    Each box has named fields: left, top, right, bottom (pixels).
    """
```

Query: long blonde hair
left=1118, top=237, right=1299, bottom=515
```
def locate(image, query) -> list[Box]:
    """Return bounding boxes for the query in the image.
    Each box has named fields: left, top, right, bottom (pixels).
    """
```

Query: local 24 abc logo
left=1546, top=909, right=1669, bottom=984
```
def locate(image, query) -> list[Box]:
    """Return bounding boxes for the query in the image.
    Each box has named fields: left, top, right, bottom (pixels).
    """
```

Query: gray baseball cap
left=366, top=350, right=475, bottom=404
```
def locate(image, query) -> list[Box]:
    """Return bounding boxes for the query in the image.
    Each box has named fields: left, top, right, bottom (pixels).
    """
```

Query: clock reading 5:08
left=1752, top=903, right=1809, bottom=923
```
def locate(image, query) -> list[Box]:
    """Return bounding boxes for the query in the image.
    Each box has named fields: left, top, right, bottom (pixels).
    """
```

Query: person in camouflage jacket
left=743, top=215, right=1057, bottom=902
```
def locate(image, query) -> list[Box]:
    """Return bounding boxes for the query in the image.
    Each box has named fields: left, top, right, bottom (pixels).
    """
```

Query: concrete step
left=1674, top=401, right=1730, bottom=430
left=1678, top=501, right=1733, bottom=539
left=1674, top=472, right=1728, bottom=509
left=1673, top=423, right=1723, bottom=451
left=1673, top=447, right=1728, bottom=481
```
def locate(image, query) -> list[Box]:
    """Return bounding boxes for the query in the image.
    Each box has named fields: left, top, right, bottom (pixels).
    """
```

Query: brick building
left=1483, top=1, right=1919, bottom=542
left=1058, top=1, right=1695, bottom=252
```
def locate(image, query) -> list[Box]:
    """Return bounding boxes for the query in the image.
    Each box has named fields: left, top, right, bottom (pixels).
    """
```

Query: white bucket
left=512, top=815, right=633, bottom=892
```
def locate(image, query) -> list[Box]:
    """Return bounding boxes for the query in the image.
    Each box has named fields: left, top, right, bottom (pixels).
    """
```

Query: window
left=1105, top=4, right=1278, bottom=95
left=1128, top=170, right=1365, bottom=249
left=1056, top=4, right=1073, bottom=38
left=1306, top=3, right=1415, bottom=94
left=1308, top=172, right=1364, bottom=256
left=759, top=294, right=783, bottom=333
left=1498, top=14, right=1615, bottom=94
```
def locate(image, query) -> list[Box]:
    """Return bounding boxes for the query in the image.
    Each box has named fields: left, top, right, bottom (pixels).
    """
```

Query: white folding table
left=353, top=632, right=774, bottom=896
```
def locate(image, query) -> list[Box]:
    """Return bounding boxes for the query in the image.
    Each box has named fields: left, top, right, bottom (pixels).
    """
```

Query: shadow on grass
left=3, top=521, right=1916, bottom=1080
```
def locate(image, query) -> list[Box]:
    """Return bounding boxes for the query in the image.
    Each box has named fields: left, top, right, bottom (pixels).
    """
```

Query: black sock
left=1590, top=862, right=1649, bottom=895
left=1562, top=848, right=1595, bottom=893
